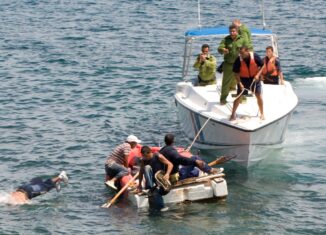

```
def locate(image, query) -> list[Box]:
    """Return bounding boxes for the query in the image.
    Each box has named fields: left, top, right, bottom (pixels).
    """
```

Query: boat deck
left=176, top=80, right=298, bottom=131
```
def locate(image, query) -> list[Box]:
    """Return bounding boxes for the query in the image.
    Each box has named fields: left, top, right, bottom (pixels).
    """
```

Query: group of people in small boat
left=104, top=134, right=220, bottom=210
left=193, top=19, right=284, bottom=121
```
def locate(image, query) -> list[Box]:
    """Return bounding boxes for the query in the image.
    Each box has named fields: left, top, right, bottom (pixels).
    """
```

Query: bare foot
left=229, top=114, right=236, bottom=121
left=260, top=114, right=265, bottom=120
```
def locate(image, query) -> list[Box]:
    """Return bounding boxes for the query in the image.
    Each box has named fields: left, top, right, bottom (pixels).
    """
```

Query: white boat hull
left=175, top=81, right=298, bottom=167
left=129, top=177, right=228, bottom=208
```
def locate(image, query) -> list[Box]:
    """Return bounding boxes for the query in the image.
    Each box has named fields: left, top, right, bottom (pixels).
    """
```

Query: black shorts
left=237, top=77, right=262, bottom=95
left=263, top=76, right=279, bottom=84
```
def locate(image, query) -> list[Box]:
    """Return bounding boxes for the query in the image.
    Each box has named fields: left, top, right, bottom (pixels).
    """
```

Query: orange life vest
left=262, top=56, right=279, bottom=78
left=239, top=52, right=259, bottom=78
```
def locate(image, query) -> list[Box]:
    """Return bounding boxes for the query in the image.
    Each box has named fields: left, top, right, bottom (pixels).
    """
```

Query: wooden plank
left=172, top=173, right=225, bottom=187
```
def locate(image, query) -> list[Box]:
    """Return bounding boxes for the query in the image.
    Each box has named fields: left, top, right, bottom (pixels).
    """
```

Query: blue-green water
left=0, top=0, right=325, bottom=234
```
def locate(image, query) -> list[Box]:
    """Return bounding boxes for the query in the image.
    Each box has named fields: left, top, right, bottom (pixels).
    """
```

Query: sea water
left=0, top=0, right=325, bottom=234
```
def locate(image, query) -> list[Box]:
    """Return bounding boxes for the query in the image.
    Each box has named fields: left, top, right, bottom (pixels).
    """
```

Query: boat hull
left=174, top=81, right=297, bottom=167
left=129, top=177, right=228, bottom=208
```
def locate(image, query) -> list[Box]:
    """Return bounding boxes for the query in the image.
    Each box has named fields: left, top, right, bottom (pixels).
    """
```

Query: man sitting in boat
left=159, top=133, right=213, bottom=184
left=193, top=44, right=217, bottom=86
left=104, top=135, right=141, bottom=190
left=230, top=46, right=264, bottom=121
left=255, top=46, right=285, bottom=85
left=137, top=146, right=173, bottom=194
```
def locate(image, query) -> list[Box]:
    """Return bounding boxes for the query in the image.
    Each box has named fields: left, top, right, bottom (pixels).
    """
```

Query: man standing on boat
left=193, top=44, right=217, bottom=86
left=218, top=24, right=252, bottom=105
left=256, top=46, right=285, bottom=85
left=104, top=135, right=141, bottom=190
left=230, top=46, right=264, bottom=121
left=232, top=19, right=253, bottom=48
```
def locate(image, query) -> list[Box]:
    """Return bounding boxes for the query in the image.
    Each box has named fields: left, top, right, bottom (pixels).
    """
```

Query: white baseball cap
left=126, top=135, right=141, bottom=143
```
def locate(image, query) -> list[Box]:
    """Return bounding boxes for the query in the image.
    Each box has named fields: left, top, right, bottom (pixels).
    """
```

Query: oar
left=101, top=172, right=139, bottom=208
left=208, top=155, right=237, bottom=166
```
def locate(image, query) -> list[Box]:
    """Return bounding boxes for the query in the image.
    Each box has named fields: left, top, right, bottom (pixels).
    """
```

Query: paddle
left=208, top=155, right=237, bottom=167
left=101, top=172, right=139, bottom=208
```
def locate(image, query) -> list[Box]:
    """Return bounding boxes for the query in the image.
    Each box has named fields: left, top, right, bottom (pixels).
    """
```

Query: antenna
left=197, top=0, right=201, bottom=28
left=261, top=0, right=266, bottom=29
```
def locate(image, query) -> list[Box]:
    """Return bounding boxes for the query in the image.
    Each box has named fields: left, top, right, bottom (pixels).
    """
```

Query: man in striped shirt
left=105, top=135, right=141, bottom=190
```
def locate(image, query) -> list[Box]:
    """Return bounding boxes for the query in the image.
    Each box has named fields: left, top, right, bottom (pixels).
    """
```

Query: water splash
left=0, top=191, right=31, bottom=206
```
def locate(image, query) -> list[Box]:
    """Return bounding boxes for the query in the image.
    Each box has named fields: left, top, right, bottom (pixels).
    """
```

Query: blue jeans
left=143, top=165, right=155, bottom=189
left=179, top=156, right=212, bottom=180
left=17, top=177, right=56, bottom=199
left=143, top=166, right=165, bottom=211
left=105, top=162, right=129, bottom=180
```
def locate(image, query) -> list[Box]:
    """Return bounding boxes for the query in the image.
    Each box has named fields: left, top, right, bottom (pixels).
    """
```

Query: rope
left=261, top=0, right=266, bottom=29
left=186, top=79, right=259, bottom=152
left=185, top=116, right=212, bottom=152
left=197, top=0, right=201, bottom=28
left=233, top=79, right=257, bottom=100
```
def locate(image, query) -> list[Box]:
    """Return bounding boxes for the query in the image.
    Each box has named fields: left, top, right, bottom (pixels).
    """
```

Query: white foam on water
left=302, top=76, right=326, bottom=82
left=0, top=192, right=14, bottom=205
left=0, top=191, right=31, bottom=206
left=296, top=77, right=326, bottom=87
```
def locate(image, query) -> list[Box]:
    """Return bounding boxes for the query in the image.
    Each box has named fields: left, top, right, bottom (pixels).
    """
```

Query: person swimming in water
left=7, top=171, right=68, bottom=204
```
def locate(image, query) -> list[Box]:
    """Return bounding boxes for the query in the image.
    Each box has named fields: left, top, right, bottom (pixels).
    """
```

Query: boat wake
left=297, top=77, right=326, bottom=87
left=303, top=76, right=326, bottom=81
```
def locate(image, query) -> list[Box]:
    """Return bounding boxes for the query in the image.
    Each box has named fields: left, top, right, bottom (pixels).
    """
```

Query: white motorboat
left=128, top=170, right=227, bottom=208
left=175, top=26, right=298, bottom=167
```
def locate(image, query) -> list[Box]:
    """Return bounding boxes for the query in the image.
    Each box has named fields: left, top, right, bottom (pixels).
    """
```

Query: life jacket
left=262, top=56, right=279, bottom=78
left=239, top=52, right=259, bottom=78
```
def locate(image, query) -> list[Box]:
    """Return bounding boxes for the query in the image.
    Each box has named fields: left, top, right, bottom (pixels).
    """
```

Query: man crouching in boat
left=159, top=134, right=217, bottom=184
left=105, top=135, right=141, bottom=190
left=137, top=146, right=173, bottom=211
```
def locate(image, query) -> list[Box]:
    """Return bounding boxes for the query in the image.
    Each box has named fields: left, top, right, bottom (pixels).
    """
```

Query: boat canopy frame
left=182, top=26, right=278, bottom=79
